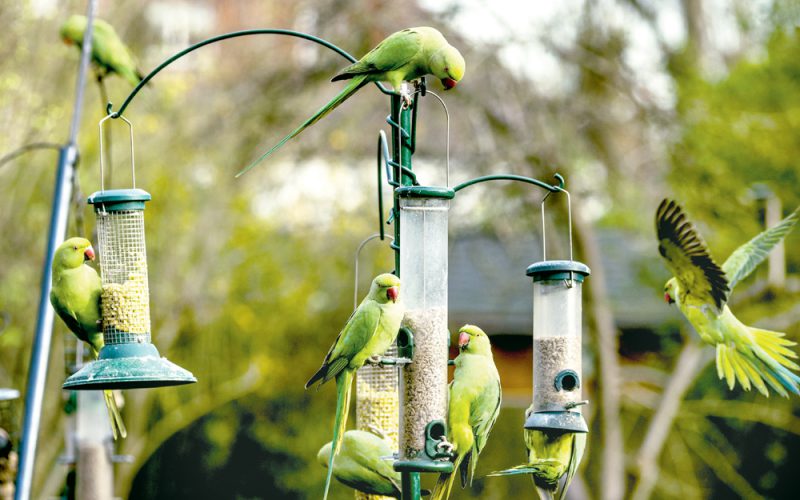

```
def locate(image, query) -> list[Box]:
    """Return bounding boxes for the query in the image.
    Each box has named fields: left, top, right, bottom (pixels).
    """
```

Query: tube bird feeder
left=395, top=186, right=453, bottom=471
left=63, top=116, right=195, bottom=390
left=525, top=260, right=590, bottom=432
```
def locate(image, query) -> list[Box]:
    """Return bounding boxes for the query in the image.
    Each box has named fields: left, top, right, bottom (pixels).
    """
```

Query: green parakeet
left=489, top=405, right=586, bottom=500
left=306, top=273, right=404, bottom=500
left=317, top=429, right=401, bottom=497
left=60, top=15, right=143, bottom=86
left=237, top=26, right=465, bottom=176
left=656, top=199, right=800, bottom=396
left=431, top=325, right=501, bottom=500
left=50, top=237, right=127, bottom=439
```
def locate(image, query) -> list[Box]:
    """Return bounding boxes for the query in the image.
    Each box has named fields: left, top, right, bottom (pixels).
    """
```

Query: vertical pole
left=75, top=392, right=112, bottom=500
left=15, top=1, right=97, bottom=499
left=391, top=91, right=421, bottom=500
left=765, top=195, right=785, bottom=288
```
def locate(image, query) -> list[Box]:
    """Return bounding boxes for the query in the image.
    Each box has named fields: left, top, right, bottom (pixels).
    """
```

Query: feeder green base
left=525, top=411, right=588, bottom=433
left=394, top=458, right=454, bottom=474
left=63, top=342, right=197, bottom=390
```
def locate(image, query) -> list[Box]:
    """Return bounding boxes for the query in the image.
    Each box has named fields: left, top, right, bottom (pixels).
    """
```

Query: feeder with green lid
left=525, top=260, right=590, bottom=433
left=395, top=186, right=453, bottom=472
left=63, top=188, right=196, bottom=390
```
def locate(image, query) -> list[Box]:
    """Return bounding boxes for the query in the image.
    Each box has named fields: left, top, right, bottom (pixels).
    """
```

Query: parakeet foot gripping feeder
left=525, top=192, right=589, bottom=433
left=63, top=116, right=196, bottom=390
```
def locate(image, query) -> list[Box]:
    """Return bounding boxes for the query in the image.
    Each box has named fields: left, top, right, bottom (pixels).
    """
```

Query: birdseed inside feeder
left=395, top=186, right=454, bottom=470
left=525, top=260, right=590, bottom=432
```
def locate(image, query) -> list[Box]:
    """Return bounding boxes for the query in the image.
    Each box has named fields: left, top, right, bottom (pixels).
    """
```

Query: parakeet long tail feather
left=430, top=455, right=463, bottom=500
left=237, top=75, right=369, bottom=177
left=323, top=371, right=354, bottom=500
left=104, top=389, right=127, bottom=439
left=716, top=327, right=800, bottom=398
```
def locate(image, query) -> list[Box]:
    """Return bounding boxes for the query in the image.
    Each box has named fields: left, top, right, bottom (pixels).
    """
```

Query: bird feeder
left=525, top=260, right=590, bottom=432
left=63, top=115, right=195, bottom=390
left=395, top=186, right=453, bottom=471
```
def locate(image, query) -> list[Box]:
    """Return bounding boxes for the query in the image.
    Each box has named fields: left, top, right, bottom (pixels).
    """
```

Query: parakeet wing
left=461, top=378, right=502, bottom=486
left=333, top=28, right=421, bottom=79
left=722, top=206, right=799, bottom=289
left=306, top=300, right=382, bottom=387
left=656, top=199, right=730, bottom=310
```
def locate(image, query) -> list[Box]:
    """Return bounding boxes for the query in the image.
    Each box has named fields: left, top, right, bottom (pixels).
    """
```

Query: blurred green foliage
left=1, top=1, right=799, bottom=500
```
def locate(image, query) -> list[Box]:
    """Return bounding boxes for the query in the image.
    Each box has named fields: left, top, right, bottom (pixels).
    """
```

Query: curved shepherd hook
left=106, top=29, right=393, bottom=119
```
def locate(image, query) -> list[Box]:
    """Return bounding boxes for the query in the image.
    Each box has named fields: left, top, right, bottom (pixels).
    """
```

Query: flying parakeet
left=317, top=429, right=402, bottom=498
left=656, top=199, right=800, bottom=396
left=50, top=237, right=127, bottom=439
left=306, top=273, right=404, bottom=500
left=60, top=15, right=143, bottom=86
left=489, top=405, right=586, bottom=500
left=237, top=26, right=465, bottom=176
left=431, top=325, right=501, bottom=500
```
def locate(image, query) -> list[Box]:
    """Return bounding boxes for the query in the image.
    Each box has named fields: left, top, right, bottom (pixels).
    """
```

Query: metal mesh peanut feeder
left=395, top=186, right=453, bottom=472
left=63, top=116, right=196, bottom=390
left=356, top=344, right=399, bottom=500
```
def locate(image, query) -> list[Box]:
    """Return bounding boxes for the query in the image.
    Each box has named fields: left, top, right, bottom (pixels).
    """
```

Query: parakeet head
left=663, top=277, right=678, bottom=305
left=457, top=324, right=492, bottom=354
left=316, top=441, right=333, bottom=468
left=369, top=273, right=401, bottom=304
left=60, top=15, right=87, bottom=45
left=53, top=237, right=95, bottom=270
left=431, top=44, right=465, bottom=90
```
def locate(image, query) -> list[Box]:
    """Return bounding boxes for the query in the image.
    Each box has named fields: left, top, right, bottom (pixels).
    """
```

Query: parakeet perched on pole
left=306, top=273, right=404, bottom=500
left=489, top=405, right=586, bottom=500
left=431, top=325, right=501, bottom=500
left=656, top=199, right=800, bottom=396
left=317, top=429, right=402, bottom=498
left=59, top=15, right=143, bottom=86
left=50, top=237, right=127, bottom=439
left=237, top=26, right=465, bottom=176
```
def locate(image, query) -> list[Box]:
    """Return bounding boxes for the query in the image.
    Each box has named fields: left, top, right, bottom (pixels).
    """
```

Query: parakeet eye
left=73, top=245, right=78, bottom=250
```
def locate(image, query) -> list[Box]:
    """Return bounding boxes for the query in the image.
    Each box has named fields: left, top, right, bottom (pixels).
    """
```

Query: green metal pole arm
left=452, top=173, right=566, bottom=194
left=107, top=28, right=394, bottom=118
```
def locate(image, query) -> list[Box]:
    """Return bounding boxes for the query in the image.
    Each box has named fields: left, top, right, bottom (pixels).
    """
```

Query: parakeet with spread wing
left=317, top=429, right=402, bottom=498
left=237, top=26, right=465, bottom=176
left=431, top=325, right=501, bottom=500
left=50, top=237, right=127, bottom=439
left=60, top=14, right=143, bottom=86
left=656, top=199, right=800, bottom=397
left=306, top=273, right=404, bottom=500
left=489, top=405, right=586, bottom=500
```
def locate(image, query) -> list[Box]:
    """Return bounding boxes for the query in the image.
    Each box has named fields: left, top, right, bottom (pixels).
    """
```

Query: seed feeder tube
left=63, top=116, right=195, bottom=390
left=395, top=186, right=454, bottom=470
left=525, top=260, right=590, bottom=432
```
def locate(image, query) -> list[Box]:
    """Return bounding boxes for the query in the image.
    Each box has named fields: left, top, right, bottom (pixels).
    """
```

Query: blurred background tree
left=0, top=0, right=798, bottom=499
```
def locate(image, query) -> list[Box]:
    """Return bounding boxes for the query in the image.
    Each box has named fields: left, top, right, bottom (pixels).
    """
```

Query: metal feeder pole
left=15, top=2, right=97, bottom=498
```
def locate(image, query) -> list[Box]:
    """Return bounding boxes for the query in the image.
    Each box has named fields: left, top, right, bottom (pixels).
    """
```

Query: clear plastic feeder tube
left=527, top=260, right=590, bottom=413
left=398, top=190, right=451, bottom=459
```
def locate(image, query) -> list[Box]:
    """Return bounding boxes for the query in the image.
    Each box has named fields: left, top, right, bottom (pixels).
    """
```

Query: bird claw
left=436, top=437, right=455, bottom=455
left=366, top=355, right=384, bottom=366
left=367, top=424, right=388, bottom=440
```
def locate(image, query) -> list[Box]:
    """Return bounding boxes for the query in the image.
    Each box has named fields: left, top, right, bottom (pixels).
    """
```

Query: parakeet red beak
left=84, top=246, right=95, bottom=261
left=387, top=286, right=399, bottom=303
left=458, top=331, right=470, bottom=349
left=664, top=292, right=674, bottom=304
left=441, top=77, right=457, bottom=90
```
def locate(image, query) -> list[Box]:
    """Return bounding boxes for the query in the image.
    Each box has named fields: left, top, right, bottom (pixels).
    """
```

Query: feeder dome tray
left=63, top=343, right=196, bottom=390
left=524, top=410, right=588, bottom=433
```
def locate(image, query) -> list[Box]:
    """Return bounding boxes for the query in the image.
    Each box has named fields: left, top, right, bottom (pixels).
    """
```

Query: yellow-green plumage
left=237, top=26, right=465, bottom=176
left=489, top=404, right=586, bottom=500
left=317, top=429, right=402, bottom=497
left=656, top=199, right=800, bottom=397
left=60, top=15, right=143, bottom=86
left=431, top=325, right=501, bottom=500
left=50, top=237, right=127, bottom=439
left=306, top=273, right=404, bottom=500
